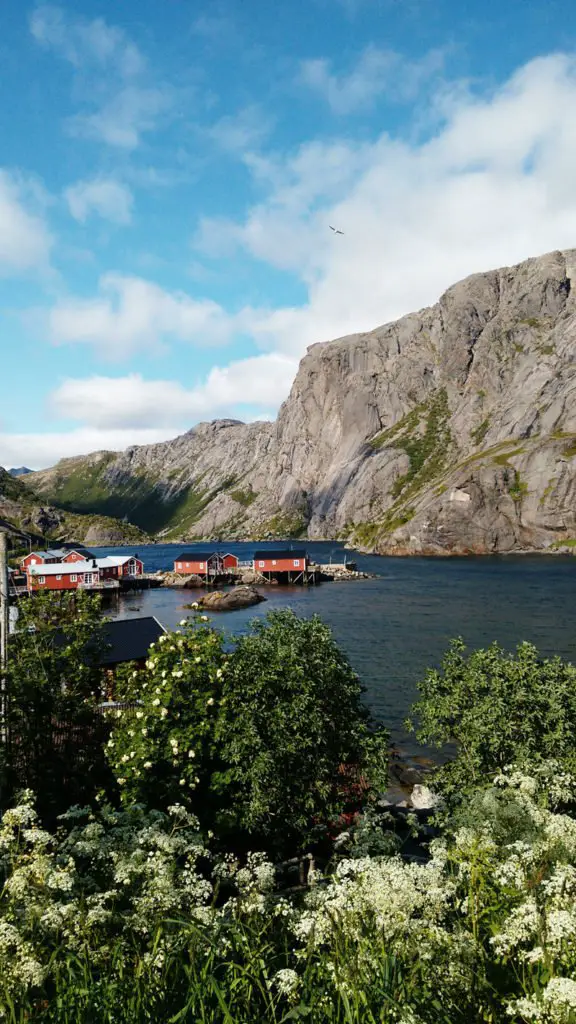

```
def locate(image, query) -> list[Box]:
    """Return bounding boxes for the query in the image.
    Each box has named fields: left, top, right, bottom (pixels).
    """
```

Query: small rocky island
left=187, top=586, right=266, bottom=612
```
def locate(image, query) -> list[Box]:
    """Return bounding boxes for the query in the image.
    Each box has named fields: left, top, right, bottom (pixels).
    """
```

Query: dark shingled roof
left=253, top=549, right=308, bottom=560
left=99, top=617, right=166, bottom=666
left=174, top=551, right=219, bottom=562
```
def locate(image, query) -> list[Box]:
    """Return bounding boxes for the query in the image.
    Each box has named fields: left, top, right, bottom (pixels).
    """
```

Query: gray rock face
left=26, top=248, right=576, bottom=554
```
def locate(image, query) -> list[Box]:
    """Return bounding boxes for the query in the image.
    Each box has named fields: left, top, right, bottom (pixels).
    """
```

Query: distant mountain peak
left=9, top=467, right=32, bottom=477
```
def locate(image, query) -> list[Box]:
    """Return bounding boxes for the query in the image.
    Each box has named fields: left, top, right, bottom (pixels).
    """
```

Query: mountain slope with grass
left=0, top=466, right=148, bottom=548
left=25, top=247, right=576, bottom=553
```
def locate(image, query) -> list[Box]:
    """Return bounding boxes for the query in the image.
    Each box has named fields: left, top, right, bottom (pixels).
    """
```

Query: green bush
left=213, top=610, right=388, bottom=854
left=4, top=592, right=112, bottom=820
left=408, top=638, right=576, bottom=796
left=109, top=611, right=388, bottom=857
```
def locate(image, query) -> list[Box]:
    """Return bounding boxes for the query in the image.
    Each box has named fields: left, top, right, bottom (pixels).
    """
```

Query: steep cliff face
left=26, top=248, right=576, bottom=554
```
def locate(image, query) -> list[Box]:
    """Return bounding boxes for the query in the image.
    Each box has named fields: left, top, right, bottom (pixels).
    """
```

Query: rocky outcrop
left=193, top=587, right=266, bottom=611
left=24, top=248, right=576, bottom=555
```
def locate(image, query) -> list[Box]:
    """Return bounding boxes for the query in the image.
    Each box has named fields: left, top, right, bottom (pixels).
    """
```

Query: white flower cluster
left=0, top=795, right=213, bottom=1002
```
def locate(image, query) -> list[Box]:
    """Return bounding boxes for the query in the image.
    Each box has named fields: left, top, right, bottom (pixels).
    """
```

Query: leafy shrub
left=107, top=614, right=226, bottom=816
left=213, top=610, right=389, bottom=854
left=4, top=592, right=112, bottom=820
left=408, top=639, right=576, bottom=796
left=109, top=611, right=387, bottom=857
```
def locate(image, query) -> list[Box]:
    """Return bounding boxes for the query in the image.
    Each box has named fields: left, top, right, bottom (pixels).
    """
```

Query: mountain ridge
left=23, top=247, right=576, bottom=554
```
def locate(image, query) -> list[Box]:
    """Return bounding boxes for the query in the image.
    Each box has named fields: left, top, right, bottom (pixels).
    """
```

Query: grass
left=230, top=486, right=257, bottom=507
left=509, top=471, right=528, bottom=503
left=253, top=509, right=308, bottom=539
left=470, top=418, right=491, bottom=446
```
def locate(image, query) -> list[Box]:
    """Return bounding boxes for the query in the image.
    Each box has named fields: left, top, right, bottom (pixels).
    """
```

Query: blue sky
left=1, top=0, right=575, bottom=468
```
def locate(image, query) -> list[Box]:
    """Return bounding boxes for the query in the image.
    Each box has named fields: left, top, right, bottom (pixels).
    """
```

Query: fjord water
left=95, top=542, right=576, bottom=756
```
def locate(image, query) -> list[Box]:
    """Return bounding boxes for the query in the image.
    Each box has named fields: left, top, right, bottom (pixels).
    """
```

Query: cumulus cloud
left=196, top=52, right=576, bottom=355
left=50, top=355, right=296, bottom=429
left=10, top=51, right=576, bottom=469
left=65, top=178, right=134, bottom=224
left=46, top=274, right=241, bottom=359
left=0, top=354, right=293, bottom=468
left=0, top=427, right=177, bottom=472
left=0, top=170, right=52, bottom=274
left=300, top=46, right=444, bottom=114
left=29, top=6, right=170, bottom=149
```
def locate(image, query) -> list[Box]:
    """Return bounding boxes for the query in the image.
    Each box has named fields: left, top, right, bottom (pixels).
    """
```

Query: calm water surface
left=94, top=541, right=576, bottom=757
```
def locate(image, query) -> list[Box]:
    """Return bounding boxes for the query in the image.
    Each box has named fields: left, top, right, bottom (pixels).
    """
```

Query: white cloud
left=195, top=52, right=576, bottom=356
left=0, top=170, right=52, bottom=274
left=68, top=86, right=172, bottom=150
left=46, top=274, right=239, bottom=359
left=65, top=178, right=134, bottom=224
left=207, top=105, right=272, bottom=154
left=29, top=6, right=169, bottom=149
left=300, top=46, right=444, bottom=114
left=30, top=5, right=144, bottom=75
left=51, top=355, right=297, bottom=429
left=0, top=428, right=176, bottom=472
left=0, top=354, right=295, bottom=469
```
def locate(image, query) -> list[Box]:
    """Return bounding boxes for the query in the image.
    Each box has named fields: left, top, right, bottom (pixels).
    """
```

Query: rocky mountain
left=0, top=467, right=149, bottom=549
left=8, top=467, right=32, bottom=477
left=24, top=248, right=576, bottom=555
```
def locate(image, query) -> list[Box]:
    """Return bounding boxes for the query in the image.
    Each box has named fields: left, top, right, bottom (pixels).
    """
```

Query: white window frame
left=38, top=575, right=45, bottom=584
left=31, top=558, right=37, bottom=564
left=70, top=574, right=77, bottom=583
left=293, top=559, right=300, bottom=567
left=56, top=575, right=62, bottom=581
left=259, top=560, right=265, bottom=567
left=272, top=559, right=277, bottom=565
left=199, top=562, right=205, bottom=569
left=177, top=562, right=182, bottom=570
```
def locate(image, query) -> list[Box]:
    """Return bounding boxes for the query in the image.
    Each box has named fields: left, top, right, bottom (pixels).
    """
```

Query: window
left=70, top=574, right=77, bottom=583
left=185, top=562, right=190, bottom=568
left=56, top=575, right=62, bottom=581
left=38, top=575, right=45, bottom=584
left=177, top=562, right=182, bottom=569
left=259, top=560, right=265, bottom=567
left=272, top=559, right=277, bottom=565
left=31, top=558, right=37, bottom=565
left=199, top=562, right=204, bottom=569
left=294, top=559, right=300, bottom=567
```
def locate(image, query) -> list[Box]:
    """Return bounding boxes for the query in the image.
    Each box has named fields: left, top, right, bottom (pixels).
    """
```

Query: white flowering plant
left=106, top=616, right=227, bottom=815
left=0, top=791, right=212, bottom=1013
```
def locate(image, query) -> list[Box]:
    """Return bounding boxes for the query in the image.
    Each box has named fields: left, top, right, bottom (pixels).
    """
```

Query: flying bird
left=329, top=225, right=344, bottom=235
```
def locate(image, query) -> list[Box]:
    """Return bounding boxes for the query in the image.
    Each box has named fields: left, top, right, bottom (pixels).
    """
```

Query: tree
left=408, top=638, right=576, bottom=796
left=213, top=610, right=388, bottom=854
left=107, top=616, right=226, bottom=814
left=4, top=591, right=111, bottom=819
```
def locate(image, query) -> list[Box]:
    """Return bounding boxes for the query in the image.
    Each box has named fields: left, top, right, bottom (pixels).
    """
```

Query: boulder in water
left=197, top=586, right=266, bottom=612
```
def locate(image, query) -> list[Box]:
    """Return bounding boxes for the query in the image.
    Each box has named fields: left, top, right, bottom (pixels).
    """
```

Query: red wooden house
left=253, top=550, right=308, bottom=575
left=62, top=549, right=95, bottom=564
left=21, top=548, right=94, bottom=569
left=27, top=561, right=101, bottom=592
left=221, top=552, right=239, bottom=570
left=173, top=552, right=222, bottom=576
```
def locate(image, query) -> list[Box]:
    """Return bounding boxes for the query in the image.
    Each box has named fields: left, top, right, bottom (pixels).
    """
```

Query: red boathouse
left=173, top=552, right=222, bottom=576
left=253, top=549, right=308, bottom=579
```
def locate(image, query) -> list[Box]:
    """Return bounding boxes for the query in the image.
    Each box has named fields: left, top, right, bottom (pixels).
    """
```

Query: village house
left=253, top=549, right=309, bottom=577
left=173, top=551, right=223, bottom=575
left=26, top=554, right=144, bottom=591
left=27, top=560, right=103, bottom=592
left=21, top=547, right=93, bottom=569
